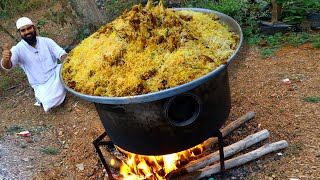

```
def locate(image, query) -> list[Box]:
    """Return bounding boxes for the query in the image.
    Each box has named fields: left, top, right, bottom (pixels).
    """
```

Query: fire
left=119, top=144, right=203, bottom=179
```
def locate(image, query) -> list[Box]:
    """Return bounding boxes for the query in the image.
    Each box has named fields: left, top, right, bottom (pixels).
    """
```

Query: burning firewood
left=171, top=140, right=288, bottom=180
left=166, top=129, right=270, bottom=179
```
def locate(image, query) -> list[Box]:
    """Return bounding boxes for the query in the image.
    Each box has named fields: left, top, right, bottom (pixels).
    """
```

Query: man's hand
left=60, top=54, right=67, bottom=62
left=1, top=43, right=12, bottom=69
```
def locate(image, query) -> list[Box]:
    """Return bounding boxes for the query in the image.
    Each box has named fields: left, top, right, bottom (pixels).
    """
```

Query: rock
left=22, top=158, right=30, bottom=162
left=76, top=163, right=84, bottom=171
left=64, top=144, right=70, bottom=149
left=54, top=163, right=61, bottom=167
left=272, top=174, right=277, bottom=178
left=58, top=131, right=63, bottom=136
left=24, top=137, right=34, bottom=143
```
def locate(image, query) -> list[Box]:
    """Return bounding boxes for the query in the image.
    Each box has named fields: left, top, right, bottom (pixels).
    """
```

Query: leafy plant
left=287, top=32, right=311, bottom=46
left=300, top=0, right=320, bottom=12
left=185, top=0, right=262, bottom=38
left=312, top=41, right=320, bottom=48
left=41, top=148, right=59, bottom=155
left=303, top=96, right=320, bottom=103
left=0, top=0, right=46, bottom=18
left=75, top=26, right=91, bottom=41
left=35, top=18, right=48, bottom=36
left=249, top=31, right=320, bottom=58
left=30, top=125, right=52, bottom=134
left=102, top=0, right=140, bottom=21
left=6, top=125, right=24, bottom=133
left=0, top=67, right=26, bottom=93
left=287, top=143, right=303, bottom=155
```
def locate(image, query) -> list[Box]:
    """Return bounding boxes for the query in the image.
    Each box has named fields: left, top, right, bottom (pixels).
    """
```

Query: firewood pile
left=98, top=112, right=288, bottom=179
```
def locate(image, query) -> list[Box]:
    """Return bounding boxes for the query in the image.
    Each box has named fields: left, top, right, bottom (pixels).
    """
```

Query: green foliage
left=261, top=47, right=278, bottom=58
left=41, top=148, right=59, bottom=155
left=303, top=96, right=320, bottom=103
left=287, top=143, right=303, bottom=155
left=0, top=68, right=26, bottom=92
left=312, top=41, right=320, bottom=48
left=311, top=36, right=320, bottom=48
left=75, top=26, right=91, bottom=41
left=30, top=125, right=52, bottom=134
left=103, top=0, right=141, bottom=21
left=186, top=0, right=262, bottom=39
left=35, top=18, right=48, bottom=36
left=287, top=33, right=311, bottom=46
left=248, top=32, right=320, bottom=58
left=46, top=8, right=69, bottom=27
left=299, top=0, right=320, bottom=11
left=0, top=0, right=45, bottom=19
left=280, top=0, right=320, bottom=24
left=6, top=125, right=24, bottom=133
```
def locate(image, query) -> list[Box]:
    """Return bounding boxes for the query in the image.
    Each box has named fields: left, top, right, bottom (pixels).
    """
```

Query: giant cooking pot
left=61, top=8, right=243, bottom=155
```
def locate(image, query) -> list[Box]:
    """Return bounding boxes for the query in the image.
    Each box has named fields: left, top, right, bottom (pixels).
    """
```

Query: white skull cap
left=16, top=17, right=33, bottom=30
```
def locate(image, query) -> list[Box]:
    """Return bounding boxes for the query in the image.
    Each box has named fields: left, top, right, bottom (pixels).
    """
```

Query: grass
left=248, top=32, right=320, bottom=58
left=303, top=96, right=320, bottom=103
left=40, top=148, right=59, bottom=155
left=0, top=68, right=26, bottom=91
left=6, top=125, right=24, bottom=133
left=287, top=143, right=304, bottom=155
left=103, top=0, right=140, bottom=21
left=0, top=0, right=47, bottom=19
left=30, top=125, right=52, bottom=134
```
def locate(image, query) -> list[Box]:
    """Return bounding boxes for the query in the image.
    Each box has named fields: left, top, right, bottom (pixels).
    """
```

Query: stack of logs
left=99, top=111, right=288, bottom=180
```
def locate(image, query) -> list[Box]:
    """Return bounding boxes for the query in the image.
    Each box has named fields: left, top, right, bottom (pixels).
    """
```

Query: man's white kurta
left=1, top=37, right=67, bottom=112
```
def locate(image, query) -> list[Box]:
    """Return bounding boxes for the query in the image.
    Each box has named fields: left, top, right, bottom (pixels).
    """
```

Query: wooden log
left=202, top=111, right=256, bottom=150
left=173, top=140, right=289, bottom=180
left=166, top=129, right=270, bottom=179
left=99, top=146, right=123, bottom=170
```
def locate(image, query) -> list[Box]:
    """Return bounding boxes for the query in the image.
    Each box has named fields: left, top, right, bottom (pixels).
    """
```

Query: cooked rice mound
left=62, top=0, right=240, bottom=97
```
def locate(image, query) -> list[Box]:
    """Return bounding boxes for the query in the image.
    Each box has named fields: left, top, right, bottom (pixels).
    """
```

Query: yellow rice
left=61, top=2, right=240, bottom=97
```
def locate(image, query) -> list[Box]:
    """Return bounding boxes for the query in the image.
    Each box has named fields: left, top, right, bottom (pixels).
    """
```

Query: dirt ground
left=0, top=5, right=319, bottom=180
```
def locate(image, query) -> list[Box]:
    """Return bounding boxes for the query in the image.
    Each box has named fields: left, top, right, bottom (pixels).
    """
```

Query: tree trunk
left=271, top=0, right=282, bottom=23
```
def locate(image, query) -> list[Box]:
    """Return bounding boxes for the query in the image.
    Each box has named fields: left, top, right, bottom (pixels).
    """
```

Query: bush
left=0, top=0, right=46, bottom=19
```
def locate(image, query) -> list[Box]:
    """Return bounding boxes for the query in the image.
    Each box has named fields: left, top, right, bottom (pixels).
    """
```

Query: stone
left=76, top=163, right=84, bottom=171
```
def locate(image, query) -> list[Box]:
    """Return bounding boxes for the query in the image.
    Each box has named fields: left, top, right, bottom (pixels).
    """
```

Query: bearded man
left=1, top=17, right=67, bottom=112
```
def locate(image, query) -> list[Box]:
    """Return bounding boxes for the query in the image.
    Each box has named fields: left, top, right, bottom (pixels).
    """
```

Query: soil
left=0, top=5, right=319, bottom=180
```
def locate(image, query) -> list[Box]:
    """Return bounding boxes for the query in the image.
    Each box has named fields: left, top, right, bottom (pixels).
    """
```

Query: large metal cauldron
left=61, top=8, right=243, bottom=155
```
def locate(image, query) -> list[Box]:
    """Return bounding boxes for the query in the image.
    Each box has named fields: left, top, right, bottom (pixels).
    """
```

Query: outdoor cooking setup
left=60, top=5, right=289, bottom=180
left=61, top=8, right=243, bottom=179
left=60, top=8, right=243, bottom=178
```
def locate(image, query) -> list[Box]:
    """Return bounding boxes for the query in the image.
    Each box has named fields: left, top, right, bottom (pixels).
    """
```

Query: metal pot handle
left=163, top=92, right=202, bottom=127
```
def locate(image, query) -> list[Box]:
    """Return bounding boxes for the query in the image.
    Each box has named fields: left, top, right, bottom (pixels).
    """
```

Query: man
left=1, top=17, right=67, bottom=112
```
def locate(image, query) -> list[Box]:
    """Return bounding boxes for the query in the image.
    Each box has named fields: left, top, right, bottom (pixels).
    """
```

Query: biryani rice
left=62, top=2, right=240, bottom=97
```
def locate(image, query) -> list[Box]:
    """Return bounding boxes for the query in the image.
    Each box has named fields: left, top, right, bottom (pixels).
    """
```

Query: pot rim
left=60, top=8, right=243, bottom=104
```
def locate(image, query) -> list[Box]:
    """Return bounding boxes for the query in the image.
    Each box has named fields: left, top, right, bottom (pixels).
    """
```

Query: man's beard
left=22, top=31, right=37, bottom=46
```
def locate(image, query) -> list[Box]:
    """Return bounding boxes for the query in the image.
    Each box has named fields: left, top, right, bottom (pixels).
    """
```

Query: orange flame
left=119, top=144, right=203, bottom=179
